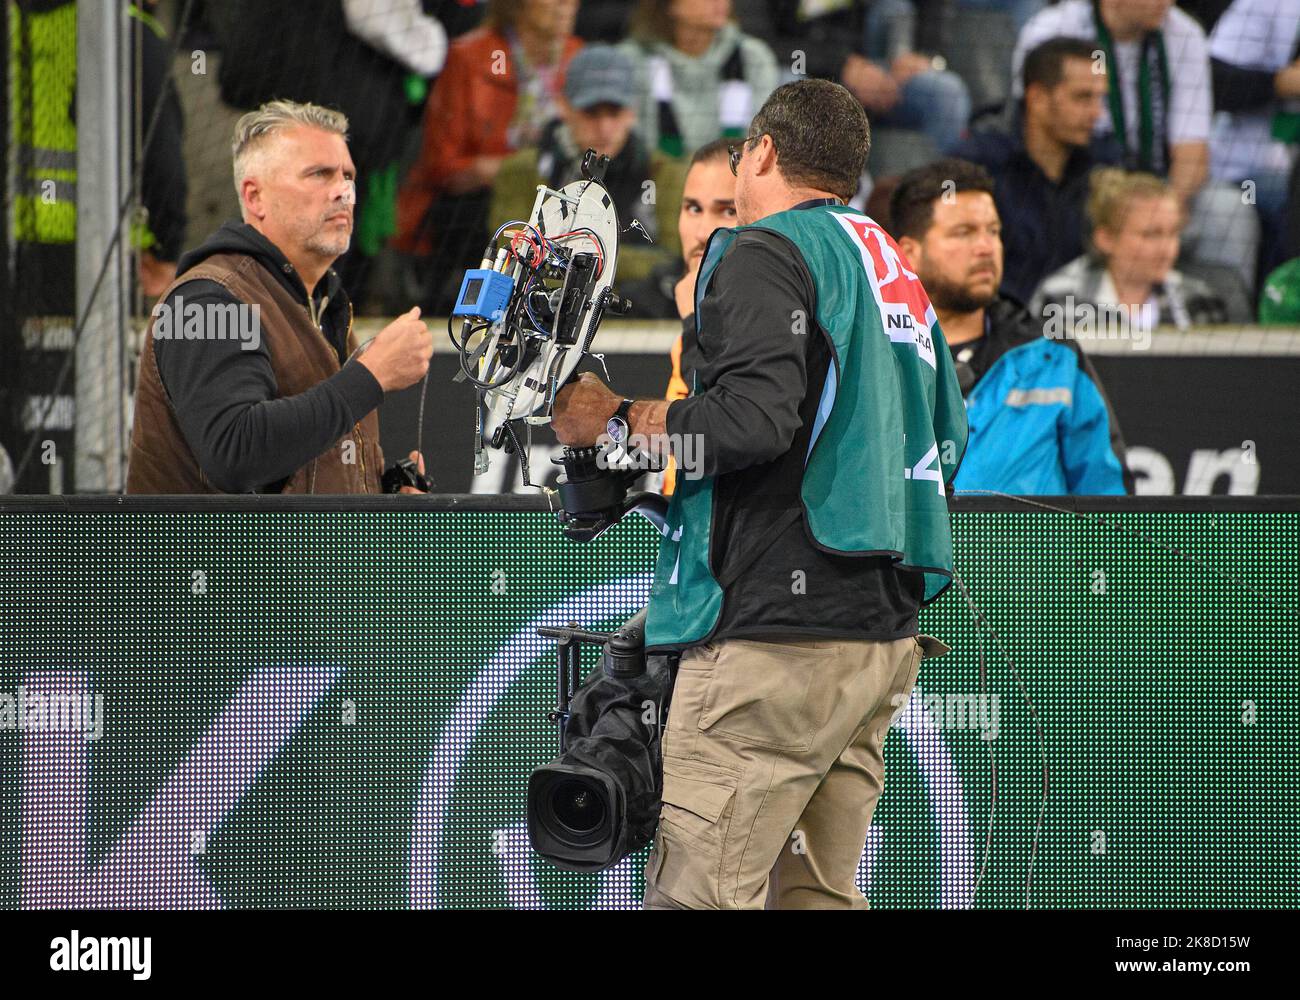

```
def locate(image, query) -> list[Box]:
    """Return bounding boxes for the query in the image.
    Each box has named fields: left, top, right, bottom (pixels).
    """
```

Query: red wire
left=550, top=230, right=604, bottom=277
left=508, top=229, right=539, bottom=266
left=505, top=227, right=603, bottom=278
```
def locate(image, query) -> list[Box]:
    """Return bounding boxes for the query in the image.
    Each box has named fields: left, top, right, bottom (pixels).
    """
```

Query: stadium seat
left=1179, top=258, right=1256, bottom=324
left=942, top=10, right=1018, bottom=117
left=869, top=127, right=940, bottom=180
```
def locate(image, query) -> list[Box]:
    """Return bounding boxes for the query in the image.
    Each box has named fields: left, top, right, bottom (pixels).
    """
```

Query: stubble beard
left=302, top=206, right=351, bottom=260
left=305, top=225, right=350, bottom=259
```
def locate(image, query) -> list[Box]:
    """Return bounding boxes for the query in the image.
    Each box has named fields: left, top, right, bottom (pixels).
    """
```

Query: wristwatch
left=606, top=398, right=635, bottom=447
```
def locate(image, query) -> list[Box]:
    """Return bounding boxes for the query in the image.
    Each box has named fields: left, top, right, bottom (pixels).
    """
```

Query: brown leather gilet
left=126, top=252, right=383, bottom=494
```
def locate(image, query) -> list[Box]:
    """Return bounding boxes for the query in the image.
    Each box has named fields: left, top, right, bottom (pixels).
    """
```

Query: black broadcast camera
left=527, top=606, right=679, bottom=871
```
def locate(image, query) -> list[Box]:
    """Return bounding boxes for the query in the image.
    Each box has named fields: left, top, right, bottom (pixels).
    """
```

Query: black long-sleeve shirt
left=664, top=205, right=923, bottom=643
left=152, top=222, right=384, bottom=493
left=667, top=229, right=809, bottom=477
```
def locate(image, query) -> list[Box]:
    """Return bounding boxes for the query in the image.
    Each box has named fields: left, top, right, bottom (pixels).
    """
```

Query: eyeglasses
left=728, top=133, right=765, bottom=175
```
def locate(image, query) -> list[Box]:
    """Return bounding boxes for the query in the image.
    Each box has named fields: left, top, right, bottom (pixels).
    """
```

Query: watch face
left=606, top=416, right=628, bottom=445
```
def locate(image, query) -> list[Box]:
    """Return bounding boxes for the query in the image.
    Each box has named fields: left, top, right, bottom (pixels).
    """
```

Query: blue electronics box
left=452, top=269, right=515, bottom=323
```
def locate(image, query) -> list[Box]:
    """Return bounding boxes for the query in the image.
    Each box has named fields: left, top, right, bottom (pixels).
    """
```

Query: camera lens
left=536, top=775, right=611, bottom=849
left=551, top=779, right=607, bottom=834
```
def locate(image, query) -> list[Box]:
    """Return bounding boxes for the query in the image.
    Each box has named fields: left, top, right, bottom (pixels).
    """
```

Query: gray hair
left=231, top=99, right=350, bottom=196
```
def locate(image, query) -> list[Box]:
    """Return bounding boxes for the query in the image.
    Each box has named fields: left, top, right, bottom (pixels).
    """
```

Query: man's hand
left=891, top=52, right=932, bottom=85
left=841, top=53, right=900, bottom=113
left=551, top=371, right=620, bottom=447
left=1277, top=59, right=1300, bottom=99
left=398, top=449, right=427, bottom=494
left=357, top=306, right=432, bottom=392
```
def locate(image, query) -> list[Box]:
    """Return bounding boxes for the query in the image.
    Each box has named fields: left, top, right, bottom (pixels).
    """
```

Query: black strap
left=715, top=506, right=803, bottom=589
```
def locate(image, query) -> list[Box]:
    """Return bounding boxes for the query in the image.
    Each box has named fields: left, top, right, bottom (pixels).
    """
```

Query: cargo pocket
left=915, top=633, right=952, bottom=659
left=659, top=761, right=737, bottom=853
left=662, top=650, right=718, bottom=761
left=698, top=638, right=840, bottom=751
left=654, top=758, right=739, bottom=909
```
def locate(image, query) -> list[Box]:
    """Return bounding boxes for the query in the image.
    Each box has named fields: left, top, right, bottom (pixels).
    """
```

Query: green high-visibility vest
left=9, top=0, right=77, bottom=245
left=644, top=204, right=969, bottom=649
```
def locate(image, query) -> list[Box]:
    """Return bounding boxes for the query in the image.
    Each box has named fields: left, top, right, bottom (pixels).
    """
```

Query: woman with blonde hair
left=1031, top=168, right=1229, bottom=331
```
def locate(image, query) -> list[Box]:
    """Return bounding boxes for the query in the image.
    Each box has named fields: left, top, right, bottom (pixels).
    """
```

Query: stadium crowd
left=159, top=0, right=1300, bottom=326
left=116, top=0, right=1300, bottom=496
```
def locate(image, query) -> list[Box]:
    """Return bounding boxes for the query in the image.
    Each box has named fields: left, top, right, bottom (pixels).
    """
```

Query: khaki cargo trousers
left=643, top=633, right=950, bottom=909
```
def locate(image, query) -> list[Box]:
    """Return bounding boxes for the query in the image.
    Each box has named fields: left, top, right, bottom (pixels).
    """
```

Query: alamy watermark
left=595, top=432, right=705, bottom=480
left=1042, top=296, right=1153, bottom=351
left=50, top=931, right=151, bottom=980
left=152, top=296, right=261, bottom=351
left=893, top=689, right=1000, bottom=741
left=0, top=686, right=104, bottom=741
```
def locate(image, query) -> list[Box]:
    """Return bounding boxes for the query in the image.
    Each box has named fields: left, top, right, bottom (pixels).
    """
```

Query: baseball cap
left=564, top=45, right=637, bottom=111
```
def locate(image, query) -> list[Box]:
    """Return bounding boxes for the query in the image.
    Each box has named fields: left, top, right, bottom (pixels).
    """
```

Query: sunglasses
left=728, top=133, right=765, bottom=175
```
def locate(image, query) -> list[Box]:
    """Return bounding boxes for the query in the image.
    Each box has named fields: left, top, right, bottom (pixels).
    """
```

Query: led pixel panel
left=0, top=507, right=1296, bottom=909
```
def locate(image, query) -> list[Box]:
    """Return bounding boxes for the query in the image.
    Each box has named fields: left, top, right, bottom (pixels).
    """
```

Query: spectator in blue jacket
left=890, top=158, right=1132, bottom=495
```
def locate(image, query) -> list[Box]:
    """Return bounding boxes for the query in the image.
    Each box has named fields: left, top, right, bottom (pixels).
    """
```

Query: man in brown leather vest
left=127, top=99, right=433, bottom=494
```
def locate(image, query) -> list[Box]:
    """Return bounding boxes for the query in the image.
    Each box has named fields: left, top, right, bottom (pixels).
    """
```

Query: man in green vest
left=552, top=78, right=967, bottom=909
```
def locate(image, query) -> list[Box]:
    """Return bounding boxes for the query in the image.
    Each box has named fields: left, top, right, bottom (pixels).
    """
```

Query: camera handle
left=552, top=445, right=671, bottom=541
left=536, top=605, right=649, bottom=753
left=537, top=622, right=609, bottom=754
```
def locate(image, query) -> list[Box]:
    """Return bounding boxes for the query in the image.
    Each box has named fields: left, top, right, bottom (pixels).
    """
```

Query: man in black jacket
left=127, top=100, right=432, bottom=494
